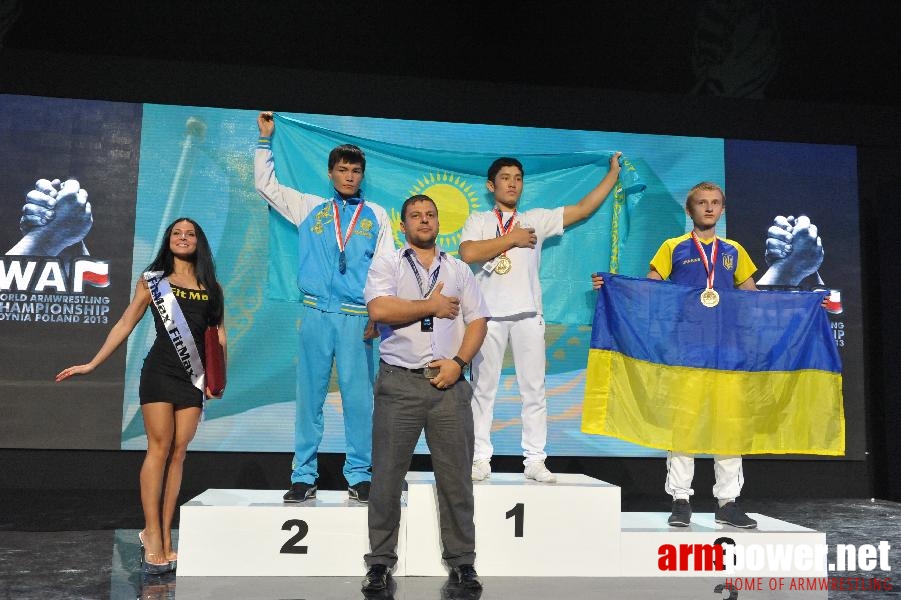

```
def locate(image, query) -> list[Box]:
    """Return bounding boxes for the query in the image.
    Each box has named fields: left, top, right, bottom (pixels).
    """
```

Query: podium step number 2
left=177, top=489, right=408, bottom=576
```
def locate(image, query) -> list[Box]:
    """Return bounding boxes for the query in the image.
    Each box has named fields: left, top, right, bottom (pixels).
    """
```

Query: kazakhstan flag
left=581, top=274, right=844, bottom=455
left=268, top=114, right=644, bottom=325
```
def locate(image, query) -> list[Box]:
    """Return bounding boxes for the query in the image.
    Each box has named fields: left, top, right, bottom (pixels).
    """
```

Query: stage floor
left=1, top=491, right=899, bottom=599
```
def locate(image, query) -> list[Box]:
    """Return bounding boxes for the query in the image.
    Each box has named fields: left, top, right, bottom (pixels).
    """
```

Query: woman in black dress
left=56, top=218, right=226, bottom=574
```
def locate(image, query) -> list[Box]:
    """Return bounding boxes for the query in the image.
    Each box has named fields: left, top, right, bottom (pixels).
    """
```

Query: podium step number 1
left=403, top=472, right=622, bottom=576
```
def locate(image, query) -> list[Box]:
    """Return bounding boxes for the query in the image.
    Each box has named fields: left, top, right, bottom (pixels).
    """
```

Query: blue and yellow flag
left=582, top=274, right=844, bottom=455
left=268, top=114, right=645, bottom=325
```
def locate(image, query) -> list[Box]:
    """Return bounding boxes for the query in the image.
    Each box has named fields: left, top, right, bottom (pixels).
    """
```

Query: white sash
left=143, top=271, right=206, bottom=393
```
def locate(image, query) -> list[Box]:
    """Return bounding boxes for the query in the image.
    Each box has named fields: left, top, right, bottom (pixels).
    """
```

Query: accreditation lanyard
left=405, top=250, right=441, bottom=333
left=690, top=231, right=719, bottom=289
left=333, top=198, right=365, bottom=273
left=403, top=250, right=441, bottom=298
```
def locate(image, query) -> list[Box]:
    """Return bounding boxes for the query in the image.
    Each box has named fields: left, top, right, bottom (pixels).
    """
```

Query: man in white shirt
left=459, top=153, right=621, bottom=483
left=362, top=194, right=490, bottom=593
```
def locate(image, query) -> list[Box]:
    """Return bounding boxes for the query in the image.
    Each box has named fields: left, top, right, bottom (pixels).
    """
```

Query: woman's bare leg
left=161, top=405, right=201, bottom=560
left=140, top=402, right=175, bottom=565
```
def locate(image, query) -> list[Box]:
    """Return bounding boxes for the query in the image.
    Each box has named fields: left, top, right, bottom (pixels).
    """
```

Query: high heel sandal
left=139, top=531, right=172, bottom=574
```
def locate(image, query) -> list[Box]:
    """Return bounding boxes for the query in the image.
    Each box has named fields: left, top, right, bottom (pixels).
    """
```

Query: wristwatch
left=452, top=355, right=467, bottom=370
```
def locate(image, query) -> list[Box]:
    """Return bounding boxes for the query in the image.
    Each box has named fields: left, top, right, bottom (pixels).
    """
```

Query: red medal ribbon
left=494, top=208, right=517, bottom=256
left=690, top=231, right=719, bottom=289
left=333, top=199, right=365, bottom=253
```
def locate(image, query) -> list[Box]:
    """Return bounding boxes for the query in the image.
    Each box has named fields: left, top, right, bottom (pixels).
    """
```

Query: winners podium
left=404, top=472, right=621, bottom=576
left=176, top=488, right=405, bottom=576
left=177, top=474, right=825, bottom=579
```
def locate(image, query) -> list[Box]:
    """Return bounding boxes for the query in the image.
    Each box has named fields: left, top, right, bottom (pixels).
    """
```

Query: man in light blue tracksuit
left=254, top=112, right=395, bottom=503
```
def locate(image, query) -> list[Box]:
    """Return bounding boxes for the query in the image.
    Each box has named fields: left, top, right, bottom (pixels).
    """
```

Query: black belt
left=379, top=359, right=466, bottom=382
left=380, top=359, right=426, bottom=374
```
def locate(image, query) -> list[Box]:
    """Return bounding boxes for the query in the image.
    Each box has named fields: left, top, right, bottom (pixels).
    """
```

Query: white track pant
left=665, top=451, right=744, bottom=501
left=471, top=314, right=547, bottom=465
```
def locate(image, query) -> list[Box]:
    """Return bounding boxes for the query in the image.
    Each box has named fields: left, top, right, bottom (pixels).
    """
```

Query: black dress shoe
left=361, top=563, right=390, bottom=592
left=450, top=564, right=482, bottom=590
left=442, top=579, right=483, bottom=600
left=283, top=482, right=317, bottom=503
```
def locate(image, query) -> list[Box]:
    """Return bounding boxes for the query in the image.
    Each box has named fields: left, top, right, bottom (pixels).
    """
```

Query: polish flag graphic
left=823, top=289, right=843, bottom=315
left=73, top=260, right=110, bottom=292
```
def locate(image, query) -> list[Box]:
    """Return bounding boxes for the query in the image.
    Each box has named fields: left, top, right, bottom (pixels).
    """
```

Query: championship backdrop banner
left=0, top=94, right=863, bottom=458
left=0, top=94, right=141, bottom=449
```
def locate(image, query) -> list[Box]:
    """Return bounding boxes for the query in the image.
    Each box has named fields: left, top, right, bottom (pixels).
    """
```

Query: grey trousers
left=364, top=362, right=476, bottom=568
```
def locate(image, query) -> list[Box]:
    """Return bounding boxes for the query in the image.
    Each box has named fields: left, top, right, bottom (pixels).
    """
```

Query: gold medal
left=700, top=288, right=720, bottom=308
left=690, top=232, right=721, bottom=308
left=495, top=255, right=512, bottom=275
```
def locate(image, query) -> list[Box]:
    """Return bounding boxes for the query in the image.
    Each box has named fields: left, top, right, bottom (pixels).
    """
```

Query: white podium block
left=620, top=512, right=827, bottom=578
left=177, top=489, right=407, bottom=576
left=404, top=472, right=621, bottom=576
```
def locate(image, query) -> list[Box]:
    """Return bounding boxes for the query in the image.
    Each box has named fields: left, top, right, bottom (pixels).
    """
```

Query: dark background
left=1, top=0, right=898, bottom=503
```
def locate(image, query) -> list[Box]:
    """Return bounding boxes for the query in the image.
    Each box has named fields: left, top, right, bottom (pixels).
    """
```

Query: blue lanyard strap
left=403, top=250, right=441, bottom=298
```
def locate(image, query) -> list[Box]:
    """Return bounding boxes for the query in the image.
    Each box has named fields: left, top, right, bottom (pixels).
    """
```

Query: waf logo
left=391, top=171, right=482, bottom=255
left=0, top=258, right=110, bottom=292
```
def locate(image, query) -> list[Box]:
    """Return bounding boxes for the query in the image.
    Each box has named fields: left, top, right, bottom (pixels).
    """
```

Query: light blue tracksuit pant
left=292, top=305, right=378, bottom=486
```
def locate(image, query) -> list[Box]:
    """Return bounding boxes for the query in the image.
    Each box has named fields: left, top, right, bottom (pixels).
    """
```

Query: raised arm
left=55, top=279, right=151, bottom=381
left=254, top=111, right=308, bottom=226
left=562, top=152, right=622, bottom=227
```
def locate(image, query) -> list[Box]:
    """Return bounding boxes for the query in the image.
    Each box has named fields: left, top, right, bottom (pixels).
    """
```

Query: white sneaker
left=471, top=459, right=491, bottom=481
left=524, top=461, right=557, bottom=483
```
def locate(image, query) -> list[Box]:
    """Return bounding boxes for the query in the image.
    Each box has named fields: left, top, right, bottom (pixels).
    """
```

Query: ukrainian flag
left=582, top=274, right=844, bottom=455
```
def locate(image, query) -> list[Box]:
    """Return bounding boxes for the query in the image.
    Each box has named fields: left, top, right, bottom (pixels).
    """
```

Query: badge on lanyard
left=404, top=250, right=441, bottom=331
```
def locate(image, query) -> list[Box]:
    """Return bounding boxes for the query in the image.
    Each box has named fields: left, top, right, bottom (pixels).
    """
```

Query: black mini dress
left=139, top=284, right=212, bottom=408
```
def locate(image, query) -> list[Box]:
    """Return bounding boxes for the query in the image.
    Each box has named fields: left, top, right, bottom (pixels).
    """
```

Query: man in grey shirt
left=361, top=194, right=489, bottom=593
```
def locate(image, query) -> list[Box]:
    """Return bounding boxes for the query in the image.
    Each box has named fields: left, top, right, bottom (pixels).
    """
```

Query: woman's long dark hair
left=145, top=217, right=224, bottom=325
